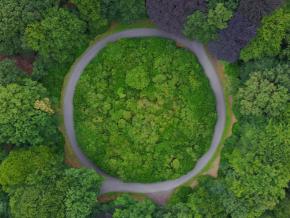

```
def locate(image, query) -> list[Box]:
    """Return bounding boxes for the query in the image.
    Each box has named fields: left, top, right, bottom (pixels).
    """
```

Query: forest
left=74, top=38, right=216, bottom=182
left=0, top=0, right=289, bottom=217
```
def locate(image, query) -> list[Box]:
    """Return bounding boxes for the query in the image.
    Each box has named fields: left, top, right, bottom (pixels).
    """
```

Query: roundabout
left=63, top=28, right=226, bottom=194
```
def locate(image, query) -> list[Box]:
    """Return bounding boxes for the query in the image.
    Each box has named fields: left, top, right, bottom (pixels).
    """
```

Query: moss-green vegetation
left=74, top=38, right=217, bottom=182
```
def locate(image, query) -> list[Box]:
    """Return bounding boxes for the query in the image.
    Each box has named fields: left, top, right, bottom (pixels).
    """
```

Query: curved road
left=63, top=28, right=226, bottom=194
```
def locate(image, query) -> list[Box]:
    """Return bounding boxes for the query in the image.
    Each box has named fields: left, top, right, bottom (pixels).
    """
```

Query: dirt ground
left=0, top=54, right=35, bottom=74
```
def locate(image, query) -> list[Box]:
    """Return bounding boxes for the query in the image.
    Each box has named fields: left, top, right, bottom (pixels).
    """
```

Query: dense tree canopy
left=184, top=3, right=232, bottom=42
left=208, top=0, right=284, bottom=62
left=0, top=60, right=24, bottom=86
left=0, top=146, right=61, bottom=189
left=70, top=0, right=108, bottom=35
left=0, top=79, right=57, bottom=146
left=0, top=0, right=58, bottom=55
left=0, top=146, right=103, bottom=218
left=237, top=72, right=289, bottom=119
left=74, top=38, right=217, bottom=182
left=207, top=0, right=240, bottom=10
left=25, top=8, right=88, bottom=64
left=240, top=7, right=290, bottom=61
left=147, top=0, right=207, bottom=34
left=101, top=0, right=146, bottom=23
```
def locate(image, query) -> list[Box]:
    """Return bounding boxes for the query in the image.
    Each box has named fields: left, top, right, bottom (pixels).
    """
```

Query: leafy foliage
left=74, top=38, right=217, bottom=182
left=147, top=0, right=207, bottom=34
left=0, top=0, right=58, bottom=55
left=0, top=146, right=61, bottom=188
left=25, top=8, right=88, bottom=64
left=0, top=79, right=58, bottom=146
left=238, top=0, right=283, bottom=24
left=222, top=121, right=290, bottom=217
left=0, top=146, right=103, bottom=218
left=101, top=0, right=146, bottom=23
left=0, top=60, right=25, bottom=86
left=70, top=0, right=108, bottom=35
left=184, top=3, right=233, bottom=43
left=237, top=72, right=288, bottom=119
left=208, top=11, right=258, bottom=62
left=207, top=0, right=240, bottom=10
left=262, top=188, right=290, bottom=218
left=208, top=0, right=284, bottom=62
left=241, top=7, right=290, bottom=61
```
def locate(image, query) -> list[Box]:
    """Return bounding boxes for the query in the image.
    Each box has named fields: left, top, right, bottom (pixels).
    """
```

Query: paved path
left=63, top=28, right=226, bottom=194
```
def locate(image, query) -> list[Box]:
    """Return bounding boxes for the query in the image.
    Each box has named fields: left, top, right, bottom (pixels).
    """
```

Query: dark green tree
left=237, top=71, right=289, bottom=119
left=101, top=0, right=146, bottom=23
left=25, top=8, right=88, bottom=64
left=184, top=3, right=233, bottom=43
left=0, top=60, right=24, bottom=85
left=241, top=7, right=290, bottom=61
left=0, top=0, right=59, bottom=55
left=0, top=146, right=61, bottom=188
left=70, top=0, right=108, bottom=35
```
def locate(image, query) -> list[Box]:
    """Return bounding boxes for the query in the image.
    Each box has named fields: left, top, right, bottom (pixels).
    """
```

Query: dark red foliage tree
left=239, top=0, right=284, bottom=24
left=208, top=12, right=257, bottom=62
left=208, top=0, right=284, bottom=62
left=146, top=0, right=207, bottom=34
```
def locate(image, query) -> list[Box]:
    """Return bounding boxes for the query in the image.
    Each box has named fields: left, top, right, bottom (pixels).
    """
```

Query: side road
left=63, top=28, right=226, bottom=194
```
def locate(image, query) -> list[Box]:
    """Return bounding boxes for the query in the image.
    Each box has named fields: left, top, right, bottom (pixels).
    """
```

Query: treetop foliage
left=0, top=79, right=58, bottom=146
left=25, top=8, right=88, bottom=64
left=147, top=0, right=207, bottom=34
left=0, top=0, right=59, bottom=55
left=0, top=60, right=25, bottom=86
left=184, top=3, right=233, bottom=43
left=74, top=38, right=217, bottom=182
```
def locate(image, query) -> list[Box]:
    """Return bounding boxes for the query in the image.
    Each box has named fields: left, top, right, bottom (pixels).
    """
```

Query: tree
left=0, top=146, right=61, bottom=188
left=112, top=195, right=156, bottom=218
left=0, top=60, right=24, bottom=85
left=220, top=122, right=290, bottom=217
left=237, top=71, right=289, bottom=119
left=0, top=79, right=58, bottom=146
left=147, top=0, right=207, bottom=34
left=184, top=3, right=232, bottom=43
left=262, top=188, right=290, bottom=218
left=0, top=0, right=58, bottom=55
left=25, top=8, right=88, bottom=64
left=208, top=11, right=258, bottom=62
left=208, top=0, right=284, bottom=62
left=207, top=0, right=240, bottom=10
left=8, top=168, right=102, bottom=218
left=70, top=0, right=108, bottom=35
left=238, top=0, right=283, bottom=24
left=187, top=177, right=228, bottom=217
left=0, top=146, right=103, bottom=218
left=57, top=168, right=103, bottom=218
left=101, top=0, right=146, bottom=23
left=240, top=8, right=290, bottom=61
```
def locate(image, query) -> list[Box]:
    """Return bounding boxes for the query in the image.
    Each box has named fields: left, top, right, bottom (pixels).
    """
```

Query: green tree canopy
left=0, top=60, right=25, bottom=86
left=101, top=0, right=146, bottom=23
left=0, top=79, right=58, bottom=146
left=0, top=0, right=58, bottom=55
left=221, top=122, right=290, bottom=217
left=237, top=69, right=289, bottom=119
left=0, top=146, right=61, bottom=188
left=184, top=3, right=232, bottom=43
left=70, top=0, right=108, bottom=35
left=0, top=146, right=103, bottom=218
left=240, top=7, right=290, bottom=61
left=25, top=8, right=88, bottom=64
